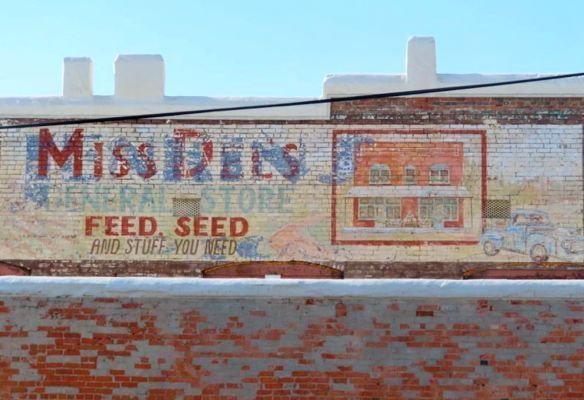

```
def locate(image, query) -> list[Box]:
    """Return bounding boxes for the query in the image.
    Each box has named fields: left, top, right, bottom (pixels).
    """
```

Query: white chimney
left=114, top=54, right=165, bottom=99
left=406, top=36, right=437, bottom=88
left=63, top=57, right=93, bottom=98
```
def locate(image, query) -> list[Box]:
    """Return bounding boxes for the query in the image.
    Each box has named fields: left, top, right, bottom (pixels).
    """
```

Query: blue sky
left=0, top=0, right=582, bottom=97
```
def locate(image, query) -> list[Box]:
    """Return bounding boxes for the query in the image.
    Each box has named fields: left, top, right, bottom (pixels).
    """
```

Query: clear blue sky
left=0, top=0, right=582, bottom=97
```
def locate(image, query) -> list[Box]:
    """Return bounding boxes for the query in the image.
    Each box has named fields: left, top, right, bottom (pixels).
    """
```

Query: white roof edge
left=323, top=36, right=584, bottom=97
left=323, top=73, right=584, bottom=97
left=2, top=36, right=583, bottom=119
left=0, top=96, right=330, bottom=120
left=0, top=277, right=582, bottom=299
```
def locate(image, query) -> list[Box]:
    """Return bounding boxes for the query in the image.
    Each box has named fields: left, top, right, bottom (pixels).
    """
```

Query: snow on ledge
left=323, top=73, right=584, bottom=97
left=0, top=96, right=330, bottom=120
left=2, top=36, right=583, bottom=122
left=323, top=36, right=584, bottom=97
left=0, top=277, right=582, bottom=299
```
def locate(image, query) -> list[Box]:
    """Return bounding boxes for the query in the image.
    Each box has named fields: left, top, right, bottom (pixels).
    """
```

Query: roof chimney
left=63, top=57, right=93, bottom=98
left=406, top=36, right=437, bottom=88
left=114, top=55, right=165, bottom=99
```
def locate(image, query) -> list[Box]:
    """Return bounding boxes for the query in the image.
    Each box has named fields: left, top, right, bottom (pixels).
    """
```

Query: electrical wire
left=0, top=72, right=583, bottom=130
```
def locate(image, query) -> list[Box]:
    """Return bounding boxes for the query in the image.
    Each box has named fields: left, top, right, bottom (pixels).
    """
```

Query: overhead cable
left=0, top=72, right=583, bottom=130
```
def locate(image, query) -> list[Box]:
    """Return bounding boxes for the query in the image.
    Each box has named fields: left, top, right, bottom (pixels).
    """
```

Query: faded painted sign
left=0, top=124, right=581, bottom=264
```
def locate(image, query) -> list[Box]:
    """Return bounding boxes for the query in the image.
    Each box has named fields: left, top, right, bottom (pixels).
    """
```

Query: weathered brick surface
left=0, top=295, right=582, bottom=399
left=330, top=97, right=584, bottom=124
left=0, top=95, right=582, bottom=276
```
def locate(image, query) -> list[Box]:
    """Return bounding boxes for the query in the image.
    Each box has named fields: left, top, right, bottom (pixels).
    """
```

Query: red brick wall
left=0, top=293, right=582, bottom=399
left=354, top=142, right=464, bottom=186
left=330, top=97, right=583, bottom=124
left=0, top=94, right=581, bottom=277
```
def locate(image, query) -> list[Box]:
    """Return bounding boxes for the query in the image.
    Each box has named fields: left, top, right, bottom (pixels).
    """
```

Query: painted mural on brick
left=331, top=130, right=484, bottom=246
left=0, top=123, right=582, bottom=264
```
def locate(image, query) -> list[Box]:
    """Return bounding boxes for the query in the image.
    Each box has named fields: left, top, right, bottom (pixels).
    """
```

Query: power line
left=1, top=72, right=583, bottom=130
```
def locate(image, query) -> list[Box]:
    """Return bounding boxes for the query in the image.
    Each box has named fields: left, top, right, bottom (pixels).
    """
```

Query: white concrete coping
left=0, top=96, right=329, bottom=120
left=323, top=72, right=584, bottom=97
left=1, top=35, right=583, bottom=122
left=0, top=277, right=582, bottom=299
left=0, top=52, right=329, bottom=120
left=323, top=36, right=584, bottom=97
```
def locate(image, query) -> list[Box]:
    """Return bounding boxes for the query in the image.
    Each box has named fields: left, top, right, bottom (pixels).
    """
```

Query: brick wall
left=330, top=97, right=584, bottom=124
left=0, top=95, right=582, bottom=276
left=0, top=278, right=582, bottom=399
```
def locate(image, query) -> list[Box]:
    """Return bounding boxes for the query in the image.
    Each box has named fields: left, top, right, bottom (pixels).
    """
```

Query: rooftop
left=1, top=36, right=582, bottom=120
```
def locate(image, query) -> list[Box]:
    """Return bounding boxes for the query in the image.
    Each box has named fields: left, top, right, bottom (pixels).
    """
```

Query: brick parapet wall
left=0, top=95, right=582, bottom=276
left=330, top=97, right=584, bottom=124
left=7, top=94, right=584, bottom=126
left=0, top=278, right=582, bottom=399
